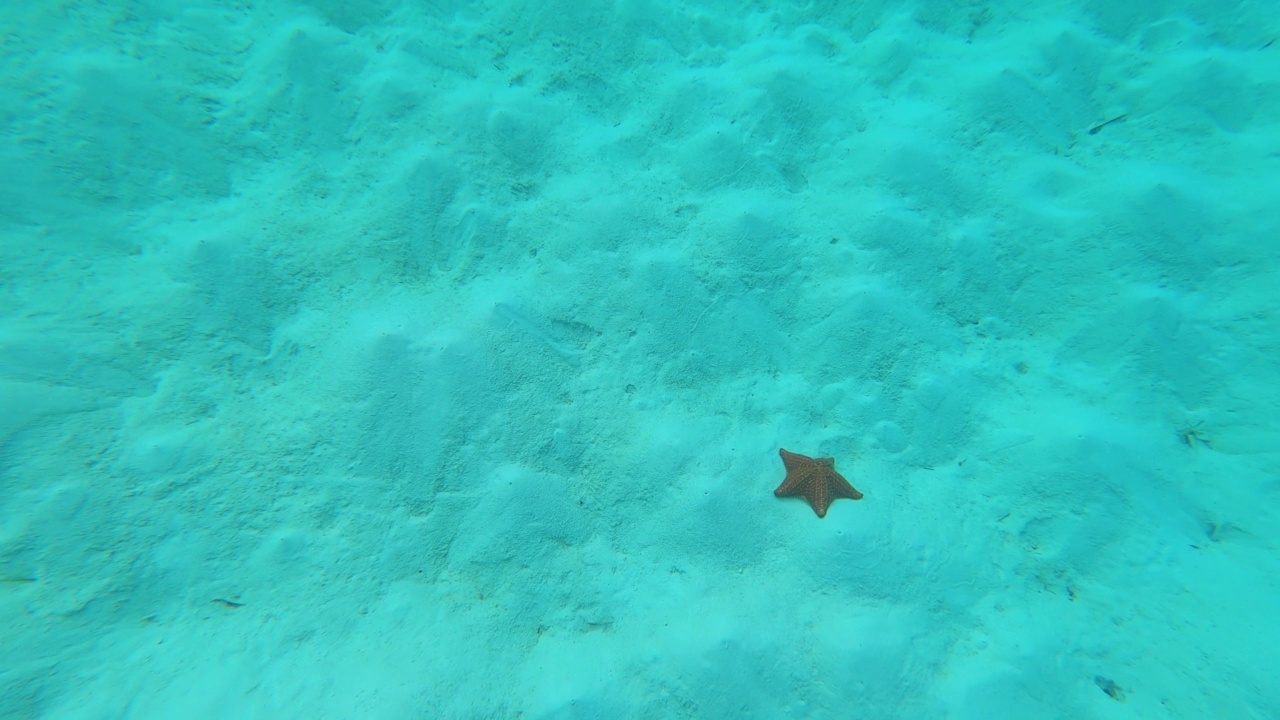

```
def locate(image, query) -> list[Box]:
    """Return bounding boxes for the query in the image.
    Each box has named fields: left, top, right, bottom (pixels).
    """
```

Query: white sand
left=2, top=1, right=1278, bottom=718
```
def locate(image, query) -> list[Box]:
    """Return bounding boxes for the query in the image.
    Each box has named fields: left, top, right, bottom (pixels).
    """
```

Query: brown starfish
left=774, top=448, right=863, bottom=518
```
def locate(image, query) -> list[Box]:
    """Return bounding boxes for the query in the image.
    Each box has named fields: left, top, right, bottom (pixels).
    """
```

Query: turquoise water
left=2, top=1, right=1278, bottom=718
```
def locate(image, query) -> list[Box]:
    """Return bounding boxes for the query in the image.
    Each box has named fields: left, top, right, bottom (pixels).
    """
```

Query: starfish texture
left=774, top=448, right=863, bottom=518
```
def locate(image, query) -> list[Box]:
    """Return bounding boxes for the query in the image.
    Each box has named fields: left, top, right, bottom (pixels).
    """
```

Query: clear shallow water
left=2, top=1, right=1278, bottom=718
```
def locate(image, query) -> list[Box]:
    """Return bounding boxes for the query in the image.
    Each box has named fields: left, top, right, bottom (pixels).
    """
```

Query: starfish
left=774, top=448, right=863, bottom=518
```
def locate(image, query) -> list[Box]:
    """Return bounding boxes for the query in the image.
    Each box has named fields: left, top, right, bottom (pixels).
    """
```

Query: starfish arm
left=810, top=484, right=831, bottom=517
left=831, top=473, right=864, bottom=500
left=779, top=448, right=805, bottom=472
left=774, top=475, right=804, bottom=496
